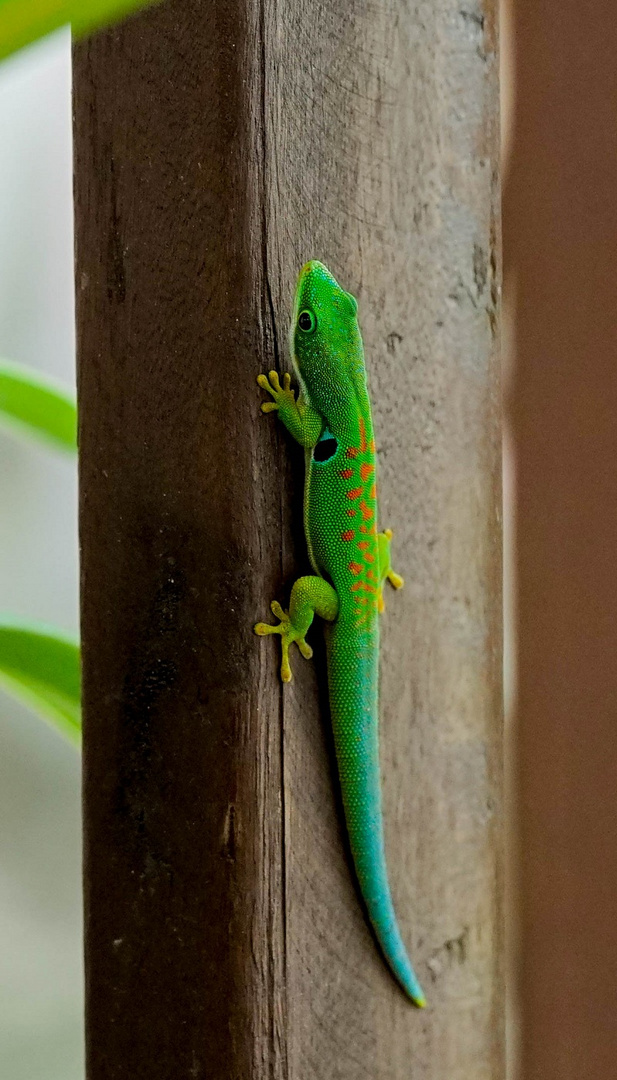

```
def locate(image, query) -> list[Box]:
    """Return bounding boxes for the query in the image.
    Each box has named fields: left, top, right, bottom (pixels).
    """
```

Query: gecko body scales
left=255, top=261, right=425, bottom=1007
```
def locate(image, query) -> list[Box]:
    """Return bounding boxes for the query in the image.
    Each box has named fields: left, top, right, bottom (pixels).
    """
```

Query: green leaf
left=0, top=0, right=161, bottom=63
left=0, top=617, right=81, bottom=746
left=0, top=359, right=77, bottom=453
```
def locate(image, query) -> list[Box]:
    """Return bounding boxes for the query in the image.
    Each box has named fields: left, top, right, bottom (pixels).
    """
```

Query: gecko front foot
left=257, top=370, right=295, bottom=414
left=254, top=600, right=313, bottom=683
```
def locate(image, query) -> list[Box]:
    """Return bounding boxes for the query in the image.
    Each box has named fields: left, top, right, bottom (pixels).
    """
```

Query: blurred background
left=0, top=30, right=83, bottom=1080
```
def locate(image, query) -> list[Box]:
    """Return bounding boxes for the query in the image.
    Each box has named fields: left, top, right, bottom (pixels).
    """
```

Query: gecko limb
left=257, top=370, right=323, bottom=447
left=377, top=528, right=404, bottom=612
left=255, top=576, right=339, bottom=682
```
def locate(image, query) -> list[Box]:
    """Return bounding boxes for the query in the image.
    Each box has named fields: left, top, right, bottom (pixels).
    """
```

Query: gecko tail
left=342, top=780, right=427, bottom=1007
left=327, top=625, right=426, bottom=1006
left=370, top=902, right=427, bottom=1007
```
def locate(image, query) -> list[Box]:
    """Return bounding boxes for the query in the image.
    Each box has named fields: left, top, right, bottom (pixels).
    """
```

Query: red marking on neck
left=341, top=529, right=354, bottom=541
left=346, top=486, right=364, bottom=500
left=360, top=462, right=374, bottom=481
left=339, top=468, right=354, bottom=479
left=358, top=540, right=370, bottom=550
left=348, top=561, right=363, bottom=576
left=359, top=500, right=373, bottom=520
left=346, top=446, right=359, bottom=459
left=346, top=508, right=356, bottom=518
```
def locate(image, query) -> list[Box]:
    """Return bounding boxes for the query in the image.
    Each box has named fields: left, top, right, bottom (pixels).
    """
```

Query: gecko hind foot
left=387, top=569, right=404, bottom=589
left=377, top=528, right=404, bottom=611
left=254, top=600, right=312, bottom=682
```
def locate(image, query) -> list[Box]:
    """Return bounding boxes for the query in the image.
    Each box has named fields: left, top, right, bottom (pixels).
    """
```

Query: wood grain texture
left=505, top=1, right=617, bottom=1077
left=74, top=0, right=503, bottom=1077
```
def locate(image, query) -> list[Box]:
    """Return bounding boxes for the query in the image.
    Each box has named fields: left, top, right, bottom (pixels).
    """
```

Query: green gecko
left=254, top=261, right=425, bottom=1007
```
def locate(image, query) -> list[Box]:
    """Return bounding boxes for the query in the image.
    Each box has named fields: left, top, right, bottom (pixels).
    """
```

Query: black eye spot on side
left=313, top=428, right=338, bottom=463
left=298, top=310, right=316, bottom=333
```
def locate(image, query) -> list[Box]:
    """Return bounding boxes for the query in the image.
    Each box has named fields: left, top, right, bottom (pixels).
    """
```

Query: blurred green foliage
left=0, top=618, right=80, bottom=745
left=0, top=360, right=77, bottom=452
left=0, top=0, right=160, bottom=63
left=0, top=0, right=160, bottom=744
left=0, top=360, right=80, bottom=742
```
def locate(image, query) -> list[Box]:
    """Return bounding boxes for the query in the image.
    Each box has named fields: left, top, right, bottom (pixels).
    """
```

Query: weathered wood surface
left=74, top=0, right=503, bottom=1076
left=506, top=1, right=617, bottom=1077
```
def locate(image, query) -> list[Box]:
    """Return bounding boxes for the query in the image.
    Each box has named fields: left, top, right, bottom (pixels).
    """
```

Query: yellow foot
left=388, top=569, right=404, bottom=589
left=257, top=370, right=293, bottom=414
left=379, top=528, right=404, bottom=594
left=254, top=601, right=312, bottom=682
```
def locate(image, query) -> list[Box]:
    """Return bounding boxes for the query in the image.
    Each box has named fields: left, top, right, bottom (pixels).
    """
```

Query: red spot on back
left=346, top=508, right=356, bottom=518
left=369, top=483, right=377, bottom=499
left=346, top=446, right=359, bottom=459
left=360, top=462, right=374, bottom=481
left=359, top=417, right=368, bottom=452
left=339, top=468, right=354, bottom=479
left=358, top=541, right=370, bottom=550
left=341, top=529, right=354, bottom=541
left=348, top=561, right=363, bottom=576
left=351, top=580, right=378, bottom=594
left=346, top=486, right=364, bottom=500
left=359, top=500, right=374, bottom=520
left=363, top=552, right=375, bottom=564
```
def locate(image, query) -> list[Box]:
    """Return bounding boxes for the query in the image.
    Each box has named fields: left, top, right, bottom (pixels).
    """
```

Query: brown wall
left=506, top=1, right=617, bottom=1076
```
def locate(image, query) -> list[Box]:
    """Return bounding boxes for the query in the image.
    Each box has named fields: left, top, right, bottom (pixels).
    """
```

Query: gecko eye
left=298, top=310, right=316, bottom=333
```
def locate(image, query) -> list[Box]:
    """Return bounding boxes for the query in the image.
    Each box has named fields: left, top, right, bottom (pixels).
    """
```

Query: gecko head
left=290, top=261, right=364, bottom=411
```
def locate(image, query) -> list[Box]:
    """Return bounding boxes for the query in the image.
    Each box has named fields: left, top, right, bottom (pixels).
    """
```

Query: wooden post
left=506, top=1, right=617, bottom=1076
left=74, top=1, right=503, bottom=1076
